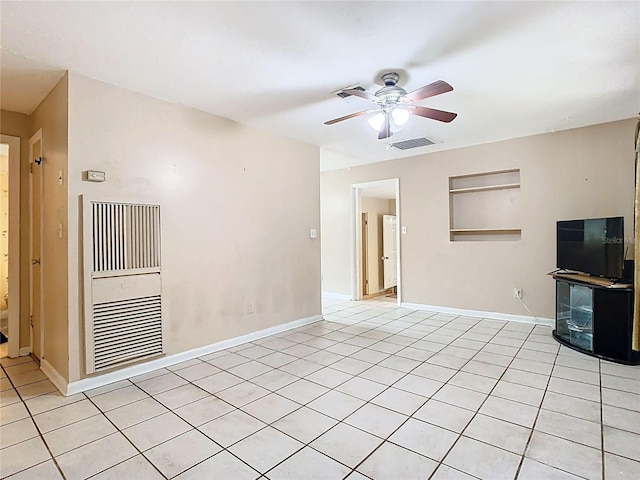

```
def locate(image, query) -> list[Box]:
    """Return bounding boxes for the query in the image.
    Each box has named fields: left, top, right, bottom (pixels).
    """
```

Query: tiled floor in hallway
left=1, top=299, right=639, bottom=479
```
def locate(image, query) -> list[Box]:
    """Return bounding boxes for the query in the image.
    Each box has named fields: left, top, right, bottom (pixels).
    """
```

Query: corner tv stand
left=551, top=273, right=638, bottom=365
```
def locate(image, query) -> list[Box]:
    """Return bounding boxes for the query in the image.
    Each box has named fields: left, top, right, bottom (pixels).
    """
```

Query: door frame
left=1, top=135, right=21, bottom=358
left=361, top=212, right=369, bottom=296
left=29, top=130, right=44, bottom=361
left=350, top=178, right=401, bottom=306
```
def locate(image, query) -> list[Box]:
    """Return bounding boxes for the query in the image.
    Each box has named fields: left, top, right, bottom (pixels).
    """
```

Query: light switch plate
left=310, top=228, right=318, bottom=239
left=402, top=226, right=407, bottom=234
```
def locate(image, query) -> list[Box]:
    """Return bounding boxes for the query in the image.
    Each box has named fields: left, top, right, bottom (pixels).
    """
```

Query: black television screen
left=556, top=217, right=624, bottom=278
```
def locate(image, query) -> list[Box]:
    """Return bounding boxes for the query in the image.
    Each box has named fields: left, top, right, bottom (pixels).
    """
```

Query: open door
left=29, top=131, right=43, bottom=363
left=382, top=214, right=397, bottom=290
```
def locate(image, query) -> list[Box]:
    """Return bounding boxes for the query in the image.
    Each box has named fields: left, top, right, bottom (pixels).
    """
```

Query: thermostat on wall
left=86, top=170, right=106, bottom=182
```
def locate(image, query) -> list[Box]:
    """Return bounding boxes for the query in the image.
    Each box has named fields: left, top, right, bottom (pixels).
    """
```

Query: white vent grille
left=92, top=202, right=160, bottom=272
left=83, top=196, right=163, bottom=374
left=392, top=137, right=436, bottom=150
left=93, top=296, right=162, bottom=371
left=336, top=85, right=365, bottom=98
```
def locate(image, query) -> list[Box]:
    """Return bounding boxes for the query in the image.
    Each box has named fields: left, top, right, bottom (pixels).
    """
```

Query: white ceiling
left=1, top=1, right=638, bottom=171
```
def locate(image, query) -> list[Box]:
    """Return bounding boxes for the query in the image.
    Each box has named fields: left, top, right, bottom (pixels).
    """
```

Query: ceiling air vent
left=392, top=137, right=437, bottom=150
left=336, top=86, right=365, bottom=98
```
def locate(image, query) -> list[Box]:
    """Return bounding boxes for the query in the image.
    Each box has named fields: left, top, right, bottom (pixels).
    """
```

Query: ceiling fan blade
left=412, top=105, right=458, bottom=123
left=378, top=114, right=391, bottom=140
left=404, top=80, right=453, bottom=102
left=324, top=110, right=371, bottom=125
left=342, top=89, right=377, bottom=102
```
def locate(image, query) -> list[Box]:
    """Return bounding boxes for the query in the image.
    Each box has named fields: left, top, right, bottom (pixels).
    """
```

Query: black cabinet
left=553, top=274, right=638, bottom=365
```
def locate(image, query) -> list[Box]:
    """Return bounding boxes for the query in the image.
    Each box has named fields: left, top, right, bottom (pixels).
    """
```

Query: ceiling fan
left=325, top=72, right=457, bottom=140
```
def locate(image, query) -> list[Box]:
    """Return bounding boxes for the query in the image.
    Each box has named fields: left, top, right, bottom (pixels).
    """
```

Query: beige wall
left=31, top=74, right=69, bottom=378
left=321, top=119, right=636, bottom=319
left=0, top=109, right=33, bottom=348
left=361, top=196, right=395, bottom=294
left=66, top=73, right=321, bottom=382
left=320, top=171, right=351, bottom=295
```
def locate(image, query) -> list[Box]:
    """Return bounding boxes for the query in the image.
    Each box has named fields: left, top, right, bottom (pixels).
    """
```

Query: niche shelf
left=449, top=169, right=521, bottom=242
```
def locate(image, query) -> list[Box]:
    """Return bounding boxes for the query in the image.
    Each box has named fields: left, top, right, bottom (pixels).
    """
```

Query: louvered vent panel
left=92, top=296, right=162, bottom=371
left=83, top=196, right=163, bottom=375
left=92, top=202, right=160, bottom=272
left=391, top=137, right=436, bottom=150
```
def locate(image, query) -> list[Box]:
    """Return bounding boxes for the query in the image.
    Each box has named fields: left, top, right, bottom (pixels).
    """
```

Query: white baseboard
left=41, top=359, right=68, bottom=396
left=66, top=313, right=323, bottom=396
left=19, top=347, right=31, bottom=356
left=321, top=292, right=352, bottom=301
left=400, top=301, right=554, bottom=326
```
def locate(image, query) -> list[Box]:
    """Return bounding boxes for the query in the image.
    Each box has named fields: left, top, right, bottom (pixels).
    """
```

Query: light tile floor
left=1, top=299, right=640, bottom=479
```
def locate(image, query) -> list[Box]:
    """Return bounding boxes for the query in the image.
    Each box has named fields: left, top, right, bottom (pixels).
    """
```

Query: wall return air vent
left=392, top=137, right=436, bottom=150
left=82, top=197, right=163, bottom=374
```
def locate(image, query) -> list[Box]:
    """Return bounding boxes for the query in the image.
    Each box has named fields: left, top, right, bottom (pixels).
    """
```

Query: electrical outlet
left=246, top=302, right=254, bottom=314
left=513, top=288, right=523, bottom=299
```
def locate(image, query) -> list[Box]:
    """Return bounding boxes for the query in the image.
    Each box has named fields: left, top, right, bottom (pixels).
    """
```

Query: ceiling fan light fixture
left=368, top=112, right=386, bottom=131
left=391, top=107, right=410, bottom=127
left=324, top=74, right=457, bottom=136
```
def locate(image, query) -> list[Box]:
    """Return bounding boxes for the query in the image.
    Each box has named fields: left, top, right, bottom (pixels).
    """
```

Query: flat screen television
left=556, top=217, right=624, bottom=279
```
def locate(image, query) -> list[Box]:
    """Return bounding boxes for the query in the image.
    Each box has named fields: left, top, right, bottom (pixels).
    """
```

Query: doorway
left=0, top=135, right=21, bottom=358
left=351, top=179, right=401, bottom=305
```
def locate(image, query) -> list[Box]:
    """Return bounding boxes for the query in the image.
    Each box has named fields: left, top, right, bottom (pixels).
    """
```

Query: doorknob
left=32, top=258, right=40, bottom=265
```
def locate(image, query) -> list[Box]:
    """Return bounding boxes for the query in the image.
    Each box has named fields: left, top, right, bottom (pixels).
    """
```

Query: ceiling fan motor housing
left=376, top=72, right=407, bottom=106
left=382, top=72, right=400, bottom=86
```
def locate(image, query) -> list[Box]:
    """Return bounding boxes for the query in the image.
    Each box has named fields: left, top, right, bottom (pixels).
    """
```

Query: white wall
left=321, top=119, right=636, bottom=319
left=66, top=73, right=321, bottom=382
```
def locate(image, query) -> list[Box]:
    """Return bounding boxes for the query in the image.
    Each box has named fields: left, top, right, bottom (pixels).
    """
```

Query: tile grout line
left=135, top=379, right=265, bottom=478
left=171, top=309, right=423, bottom=478
left=1, top=363, right=68, bottom=480
left=80, top=387, right=170, bottom=480
left=170, top=308, right=546, bottom=478
left=2, top=310, right=377, bottom=479
left=422, top=315, right=542, bottom=480
left=327, top=310, right=526, bottom=478
left=167, top=305, right=457, bottom=478
left=254, top=306, right=455, bottom=478
left=511, top=331, right=561, bottom=480
left=322, top=303, right=640, bottom=472
left=4, top=301, right=634, bottom=479
left=345, top=312, right=495, bottom=473
left=0, top=309, right=546, bottom=472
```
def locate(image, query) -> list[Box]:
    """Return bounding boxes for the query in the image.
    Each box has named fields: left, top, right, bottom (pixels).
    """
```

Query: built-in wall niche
left=449, top=169, right=521, bottom=242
